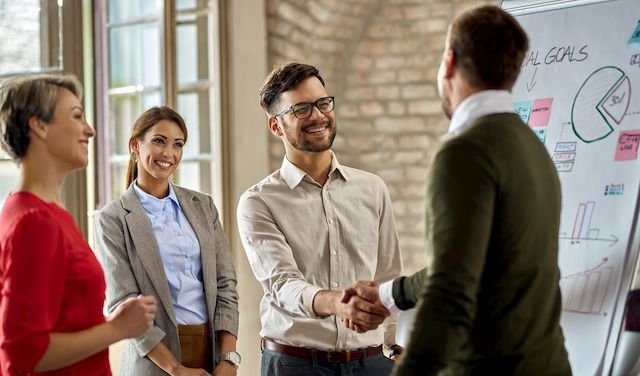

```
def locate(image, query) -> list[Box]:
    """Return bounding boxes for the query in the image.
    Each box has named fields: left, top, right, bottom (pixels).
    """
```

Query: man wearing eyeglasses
left=236, top=62, right=403, bottom=376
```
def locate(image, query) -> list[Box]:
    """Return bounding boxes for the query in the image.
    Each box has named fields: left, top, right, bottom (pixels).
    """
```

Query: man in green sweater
left=343, top=5, right=571, bottom=375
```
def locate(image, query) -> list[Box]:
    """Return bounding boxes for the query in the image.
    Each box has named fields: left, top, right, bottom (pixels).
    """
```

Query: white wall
left=225, top=1, right=269, bottom=375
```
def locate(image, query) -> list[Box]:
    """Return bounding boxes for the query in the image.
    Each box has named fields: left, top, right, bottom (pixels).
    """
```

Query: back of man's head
left=449, top=5, right=529, bottom=91
left=259, top=63, right=325, bottom=115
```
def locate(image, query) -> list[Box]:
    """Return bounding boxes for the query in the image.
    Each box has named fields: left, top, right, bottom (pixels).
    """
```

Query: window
left=0, top=0, right=82, bottom=214
left=95, top=0, right=223, bottom=212
left=0, top=0, right=61, bottom=209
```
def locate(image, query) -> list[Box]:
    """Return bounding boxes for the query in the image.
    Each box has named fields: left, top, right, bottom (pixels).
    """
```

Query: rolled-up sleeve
left=236, top=191, right=322, bottom=318
left=0, top=212, right=65, bottom=372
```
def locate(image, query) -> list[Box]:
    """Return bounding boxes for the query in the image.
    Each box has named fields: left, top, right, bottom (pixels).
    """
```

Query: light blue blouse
left=133, top=182, right=208, bottom=324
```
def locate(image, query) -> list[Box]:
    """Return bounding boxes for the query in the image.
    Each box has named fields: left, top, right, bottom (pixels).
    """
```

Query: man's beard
left=282, top=118, right=336, bottom=152
left=441, top=95, right=453, bottom=120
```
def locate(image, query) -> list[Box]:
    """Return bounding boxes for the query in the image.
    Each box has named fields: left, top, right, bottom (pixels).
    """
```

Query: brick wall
left=265, top=0, right=493, bottom=273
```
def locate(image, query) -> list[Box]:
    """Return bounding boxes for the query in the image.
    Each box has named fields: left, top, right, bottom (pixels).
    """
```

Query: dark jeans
left=261, top=349, right=395, bottom=376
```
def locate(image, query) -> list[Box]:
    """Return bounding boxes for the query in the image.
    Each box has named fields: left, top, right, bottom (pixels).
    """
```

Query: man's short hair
left=259, top=63, right=325, bottom=115
left=449, top=5, right=529, bottom=90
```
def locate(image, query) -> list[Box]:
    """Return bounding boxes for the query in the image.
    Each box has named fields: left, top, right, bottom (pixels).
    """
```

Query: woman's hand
left=212, top=361, right=237, bottom=376
left=171, top=364, right=211, bottom=376
left=106, top=295, right=156, bottom=339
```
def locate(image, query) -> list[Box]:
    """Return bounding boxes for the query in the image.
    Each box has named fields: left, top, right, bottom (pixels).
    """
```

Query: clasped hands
left=337, top=280, right=388, bottom=333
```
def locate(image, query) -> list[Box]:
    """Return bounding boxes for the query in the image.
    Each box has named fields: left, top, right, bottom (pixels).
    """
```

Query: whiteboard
left=505, top=0, right=640, bottom=374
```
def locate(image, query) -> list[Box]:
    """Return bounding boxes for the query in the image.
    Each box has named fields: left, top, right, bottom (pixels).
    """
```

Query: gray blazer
left=94, top=184, right=239, bottom=376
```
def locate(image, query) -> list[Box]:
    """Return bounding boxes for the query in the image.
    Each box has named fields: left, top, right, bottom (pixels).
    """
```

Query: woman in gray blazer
left=95, top=106, right=240, bottom=376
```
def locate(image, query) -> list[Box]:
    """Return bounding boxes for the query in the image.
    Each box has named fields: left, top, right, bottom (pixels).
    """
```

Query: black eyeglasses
left=273, top=96, right=335, bottom=119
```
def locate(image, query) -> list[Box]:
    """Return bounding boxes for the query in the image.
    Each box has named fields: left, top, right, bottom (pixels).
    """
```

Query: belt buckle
left=327, top=350, right=349, bottom=363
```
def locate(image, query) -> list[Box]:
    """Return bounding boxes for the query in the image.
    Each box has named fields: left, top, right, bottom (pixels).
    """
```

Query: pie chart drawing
left=571, top=66, right=631, bottom=143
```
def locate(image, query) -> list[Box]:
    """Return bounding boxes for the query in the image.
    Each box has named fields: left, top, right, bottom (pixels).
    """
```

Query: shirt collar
left=448, top=90, right=514, bottom=135
left=280, top=151, right=349, bottom=189
left=132, top=180, right=181, bottom=216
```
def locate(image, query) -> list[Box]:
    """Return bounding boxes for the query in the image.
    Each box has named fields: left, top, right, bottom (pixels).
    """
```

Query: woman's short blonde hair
left=0, top=73, right=82, bottom=160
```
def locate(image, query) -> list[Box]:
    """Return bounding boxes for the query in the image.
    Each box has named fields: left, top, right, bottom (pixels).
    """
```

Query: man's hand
left=339, top=281, right=388, bottom=333
left=341, top=280, right=382, bottom=305
left=334, top=289, right=390, bottom=332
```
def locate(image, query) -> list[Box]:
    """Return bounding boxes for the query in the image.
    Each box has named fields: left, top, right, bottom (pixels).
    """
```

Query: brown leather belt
left=261, top=338, right=383, bottom=363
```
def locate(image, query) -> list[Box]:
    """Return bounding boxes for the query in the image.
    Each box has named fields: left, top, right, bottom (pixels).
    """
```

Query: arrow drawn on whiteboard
left=559, top=233, right=618, bottom=247
left=526, top=67, right=538, bottom=92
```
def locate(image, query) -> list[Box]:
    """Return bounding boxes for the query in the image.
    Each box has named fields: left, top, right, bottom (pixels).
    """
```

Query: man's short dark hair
left=449, top=5, right=529, bottom=90
left=259, top=63, right=325, bottom=114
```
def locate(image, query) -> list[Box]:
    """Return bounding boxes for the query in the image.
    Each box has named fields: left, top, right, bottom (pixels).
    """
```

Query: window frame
left=94, top=0, right=226, bottom=220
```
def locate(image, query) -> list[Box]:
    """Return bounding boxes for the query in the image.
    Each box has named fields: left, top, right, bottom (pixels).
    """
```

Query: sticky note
left=514, top=100, right=532, bottom=124
left=532, top=127, right=547, bottom=143
left=629, top=21, right=640, bottom=44
left=615, top=130, right=640, bottom=161
left=529, top=98, right=553, bottom=127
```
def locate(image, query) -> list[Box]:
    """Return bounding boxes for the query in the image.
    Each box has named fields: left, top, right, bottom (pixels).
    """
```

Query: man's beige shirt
left=237, top=153, right=403, bottom=351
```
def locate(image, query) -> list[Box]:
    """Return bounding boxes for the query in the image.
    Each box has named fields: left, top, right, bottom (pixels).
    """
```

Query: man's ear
left=267, top=116, right=284, bottom=137
left=443, top=48, right=456, bottom=79
left=27, top=116, right=47, bottom=138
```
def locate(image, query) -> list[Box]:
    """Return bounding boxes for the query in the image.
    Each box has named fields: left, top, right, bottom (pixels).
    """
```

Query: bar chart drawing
left=559, top=201, right=618, bottom=246
left=560, top=258, right=613, bottom=316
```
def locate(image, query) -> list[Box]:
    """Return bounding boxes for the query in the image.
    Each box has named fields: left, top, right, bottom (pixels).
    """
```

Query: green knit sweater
left=393, top=113, right=571, bottom=376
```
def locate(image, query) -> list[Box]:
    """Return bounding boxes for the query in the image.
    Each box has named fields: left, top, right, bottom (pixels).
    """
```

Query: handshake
left=336, top=280, right=389, bottom=333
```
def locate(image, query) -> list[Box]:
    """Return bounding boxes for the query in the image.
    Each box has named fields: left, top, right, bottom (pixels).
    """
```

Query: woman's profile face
left=42, top=88, right=95, bottom=171
left=132, top=120, right=185, bottom=186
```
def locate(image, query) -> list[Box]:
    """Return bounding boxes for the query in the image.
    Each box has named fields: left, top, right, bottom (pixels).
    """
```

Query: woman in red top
left=0, top=74, right=157, bottom=375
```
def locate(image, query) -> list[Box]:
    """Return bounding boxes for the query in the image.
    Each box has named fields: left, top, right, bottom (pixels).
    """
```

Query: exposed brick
left=351, top=56, right=374, bottom=70
left=379, top=5, right=404, bottom=21
left=359, top=101, right=385, bottom=116
left=402, top=5, right=431, bottom=20
left=367, top=23, right=410, bottom=39
left=375, top=117, right=425, bottom=133
left=314, top=39, right=347, bottom=53
left=357, top=41, right=390, bottom=55
left=266, top=0, right=489, bottom=272
left=337, top=102, right=360, bottom=118
left=278, top=2, right=315, bottom=33
left=400, top=183, right=427, bottom=199
left=398, top=68, right=431, bottom=84
left=267, top=18, right=292, bottom=37
left=375, top=85, right=400, bottom=100
left=387, top=102, right=406, bottom=116
left=348, top=70, right=396, bottom=85
left=375, top=56, right=405, bottom=69
left=406, top=166, right=430, bottom=181
left=343, top=86, right=376, bottom=101
left=377, top=167, right=405, bottom=183
left=408, top=99, right=442, bottom=115
left=398, top=134, right=433, bottom=149
left=428, top=3, right=455, bottom=17
left=270, top=37, right=306, bottom=60
left=308, top=1, right=333, bottom=23
left=337, top=119, right=375, bottom=132
left=413, top=18, right=449, bottom=34
left=401, top=84, right=435, bottom=99
left=392, top=151, right=424, bottom=164
left=389, top=38, right=425, bottom=54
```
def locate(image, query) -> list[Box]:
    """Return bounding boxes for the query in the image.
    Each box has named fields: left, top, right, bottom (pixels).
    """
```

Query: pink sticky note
left=529, top=98, right=553, bottom=127
left=615, top=130, right=640, bottom=161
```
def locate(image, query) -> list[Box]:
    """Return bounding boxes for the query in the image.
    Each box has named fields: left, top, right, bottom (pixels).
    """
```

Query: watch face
left=226, top=351, right=241, bottom=365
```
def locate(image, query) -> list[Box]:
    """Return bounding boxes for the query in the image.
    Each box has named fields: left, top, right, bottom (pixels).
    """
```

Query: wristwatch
left=221, top=351, right=241, bottom=367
